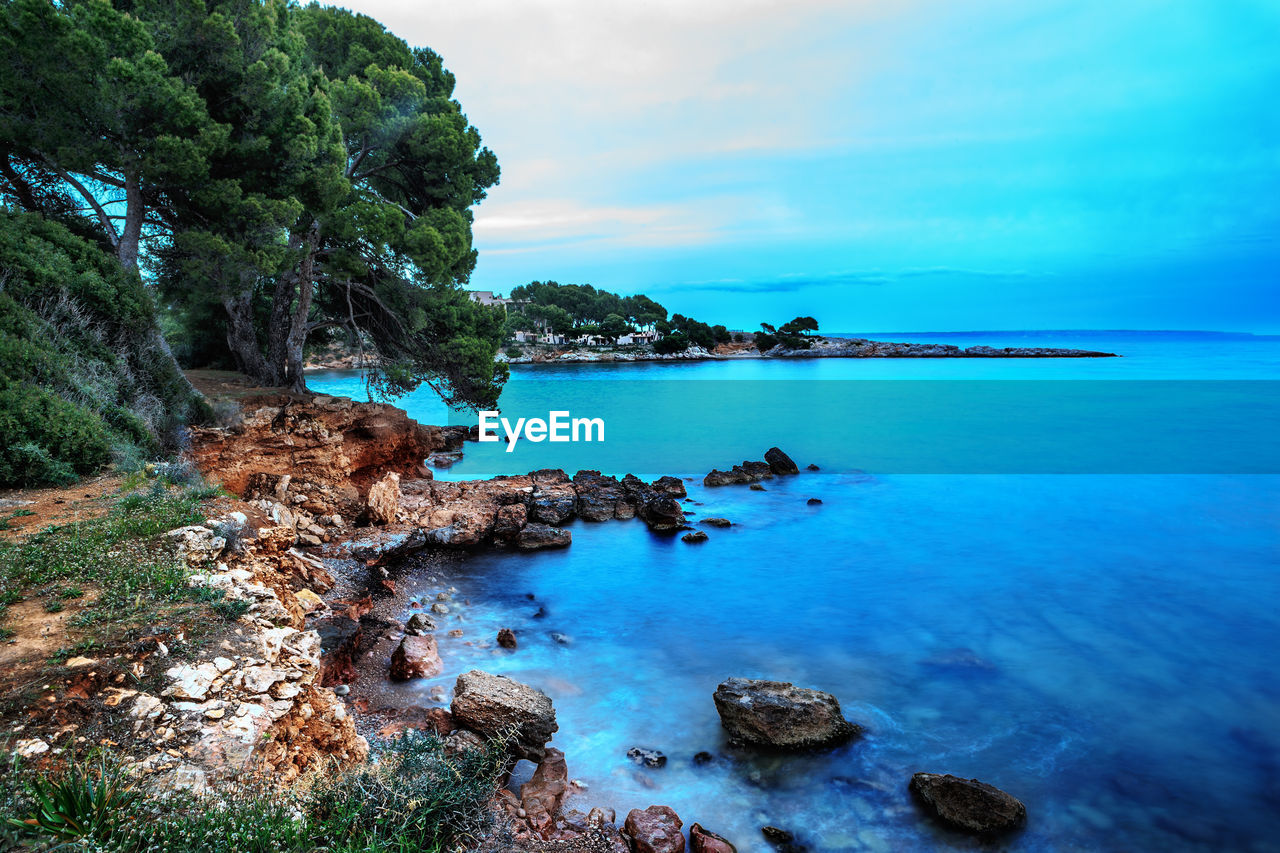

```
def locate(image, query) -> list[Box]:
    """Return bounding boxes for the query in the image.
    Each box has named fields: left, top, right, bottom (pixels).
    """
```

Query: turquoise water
left=311, top=332, right=1280, bottom=852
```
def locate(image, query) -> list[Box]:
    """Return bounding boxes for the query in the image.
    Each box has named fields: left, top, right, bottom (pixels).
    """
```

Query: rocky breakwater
left=188, top=394, right=466, bottom=508
left=343, top=468, right=691, bottom=561
left=765, top=336, right=1118, bottom=358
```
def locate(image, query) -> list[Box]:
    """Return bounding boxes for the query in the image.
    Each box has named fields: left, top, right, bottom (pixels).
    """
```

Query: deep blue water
left=311, top=332, right=1280, bottom=852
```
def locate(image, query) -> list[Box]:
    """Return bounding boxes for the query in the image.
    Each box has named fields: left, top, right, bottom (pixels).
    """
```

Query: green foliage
left=5, top=754, right=138, bottom=843
left=653, top=332, right=690, bottom=354
left=3, top=0, right=505, bottom=408
left=5, top=733, right=508, bottom=852
left=309, top=730, right=508, bottom=851
left=0, top=209, right=207, bottom=486
left=669, top=314, right=716, bottom=349
left=212, top=598, right=252, bottom=621
left=509, top=280, right=669, bottom=327
left=757, top=316, right=819, bottom=351
left=598, top=313, right=632, bottom=340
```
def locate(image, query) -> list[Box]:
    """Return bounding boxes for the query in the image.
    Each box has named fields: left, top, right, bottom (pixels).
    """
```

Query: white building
left=468, top=290, right=511, bottom=307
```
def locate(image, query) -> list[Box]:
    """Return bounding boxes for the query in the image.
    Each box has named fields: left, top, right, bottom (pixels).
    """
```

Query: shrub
left=505, top=346, right=523, bottom=359
left=5, top=733, right=510, bottom=852
left=0, top=209, right=208, bottom=487
left=5, top=753, right=139, bottom=844
left=653, top=332, right=689, bottom=354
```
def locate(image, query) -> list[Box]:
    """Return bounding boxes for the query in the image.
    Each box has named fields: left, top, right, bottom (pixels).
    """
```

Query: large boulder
left=713, top=678, right=860, bottom=750
left=516, top=523, right=572, bottom=550
left=624, top=805, right=685, bottom=853
left=764, top=447, right=799, bottom=475
left=389, top=634, right=442, bottom=681
left=365, top=471, right=401, bottom=525
left=451, top=670, right=558, bottom=761
left=909, top=773, right=1026, bottom=835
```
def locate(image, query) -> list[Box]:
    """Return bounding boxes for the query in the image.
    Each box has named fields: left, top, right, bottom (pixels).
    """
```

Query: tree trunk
left=223, top=286, right=276, bottom=385
left=118, top=172, right=144, bottom=270
left=268, top=223, right=320, bottom=393
left=286, top=224, right=320, bottom=392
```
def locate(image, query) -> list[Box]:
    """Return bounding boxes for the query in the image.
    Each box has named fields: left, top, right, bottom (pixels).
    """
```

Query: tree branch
left=38, top=156, right=119, bottom=248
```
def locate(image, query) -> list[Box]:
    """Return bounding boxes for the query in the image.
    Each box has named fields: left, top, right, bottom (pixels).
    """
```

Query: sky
left=342, top=0, right=1280, bottom=332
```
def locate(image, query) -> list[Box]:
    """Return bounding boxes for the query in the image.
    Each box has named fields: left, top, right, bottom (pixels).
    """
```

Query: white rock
left=14, top=739, right=49, bottom=757
left=163, top=663, right=220, bottom=701
left=241, top=665, right=283, bottom=695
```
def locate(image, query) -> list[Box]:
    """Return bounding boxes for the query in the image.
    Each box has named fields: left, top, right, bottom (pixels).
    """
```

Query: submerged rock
left=760, top=826, right=807, bottom=852
left=764, top=447, right=799, bottom=475
left=451, top=670, right=558, bottom=761
left=389, top=634, right=442, bottom=681
left=681, top=530, right=709, bottom=543
left=624, top=805, right=685, bottom=853
left=909, top=773, right=1026, bottom=835
left=806, top=498, right=822, bottom=505
left=700, top=517, right=733, bottom=527
left=497, top=628, right=518, bottom=649
left=627, top=747, right=668, bottom=768
left=713, top=678, right=861, bottom=750
left=749, top=484, right=766, bottom=492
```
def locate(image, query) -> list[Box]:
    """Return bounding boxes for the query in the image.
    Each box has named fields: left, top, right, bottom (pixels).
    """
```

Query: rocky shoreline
left=499, top=335, right=1116, bottom=365
left=305, top=335, right=1116, bottom=370
left=6, top=394, right=1028, bottom=851
left=178, top=397, right=1028, bottom=849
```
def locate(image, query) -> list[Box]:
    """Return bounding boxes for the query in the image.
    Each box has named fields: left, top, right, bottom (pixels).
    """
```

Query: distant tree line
left=505, top=281, right=734, bottom=352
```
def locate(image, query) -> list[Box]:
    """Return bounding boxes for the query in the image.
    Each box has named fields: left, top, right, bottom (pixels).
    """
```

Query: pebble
left=333, top=684, right=350, bottom=696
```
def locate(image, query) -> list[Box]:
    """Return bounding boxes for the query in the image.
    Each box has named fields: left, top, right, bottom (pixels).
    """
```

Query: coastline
left=306, top=335, right=1118, bottom=371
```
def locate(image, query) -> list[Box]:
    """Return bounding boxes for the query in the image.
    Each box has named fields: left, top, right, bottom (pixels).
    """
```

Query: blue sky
left=346, top=0, right=1280, bottom=332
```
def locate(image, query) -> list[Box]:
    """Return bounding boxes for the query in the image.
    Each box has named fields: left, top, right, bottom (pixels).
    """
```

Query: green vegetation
left=0, top=478, right=211, bottom=637
left=505, top=280, right=731, bottom=352
left=755, top=316, right=820, bottom=351
left=5, top=753, right=139, bottom=843
left=2, top=0, right=505, bottom=407
left=0, top=210, right=208, bottom=487
left=3, top=732, right=508, bottom=853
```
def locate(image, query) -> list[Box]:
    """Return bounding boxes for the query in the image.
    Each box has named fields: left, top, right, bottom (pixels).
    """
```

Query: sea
left=310, top=331, right=1280, bottom=852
